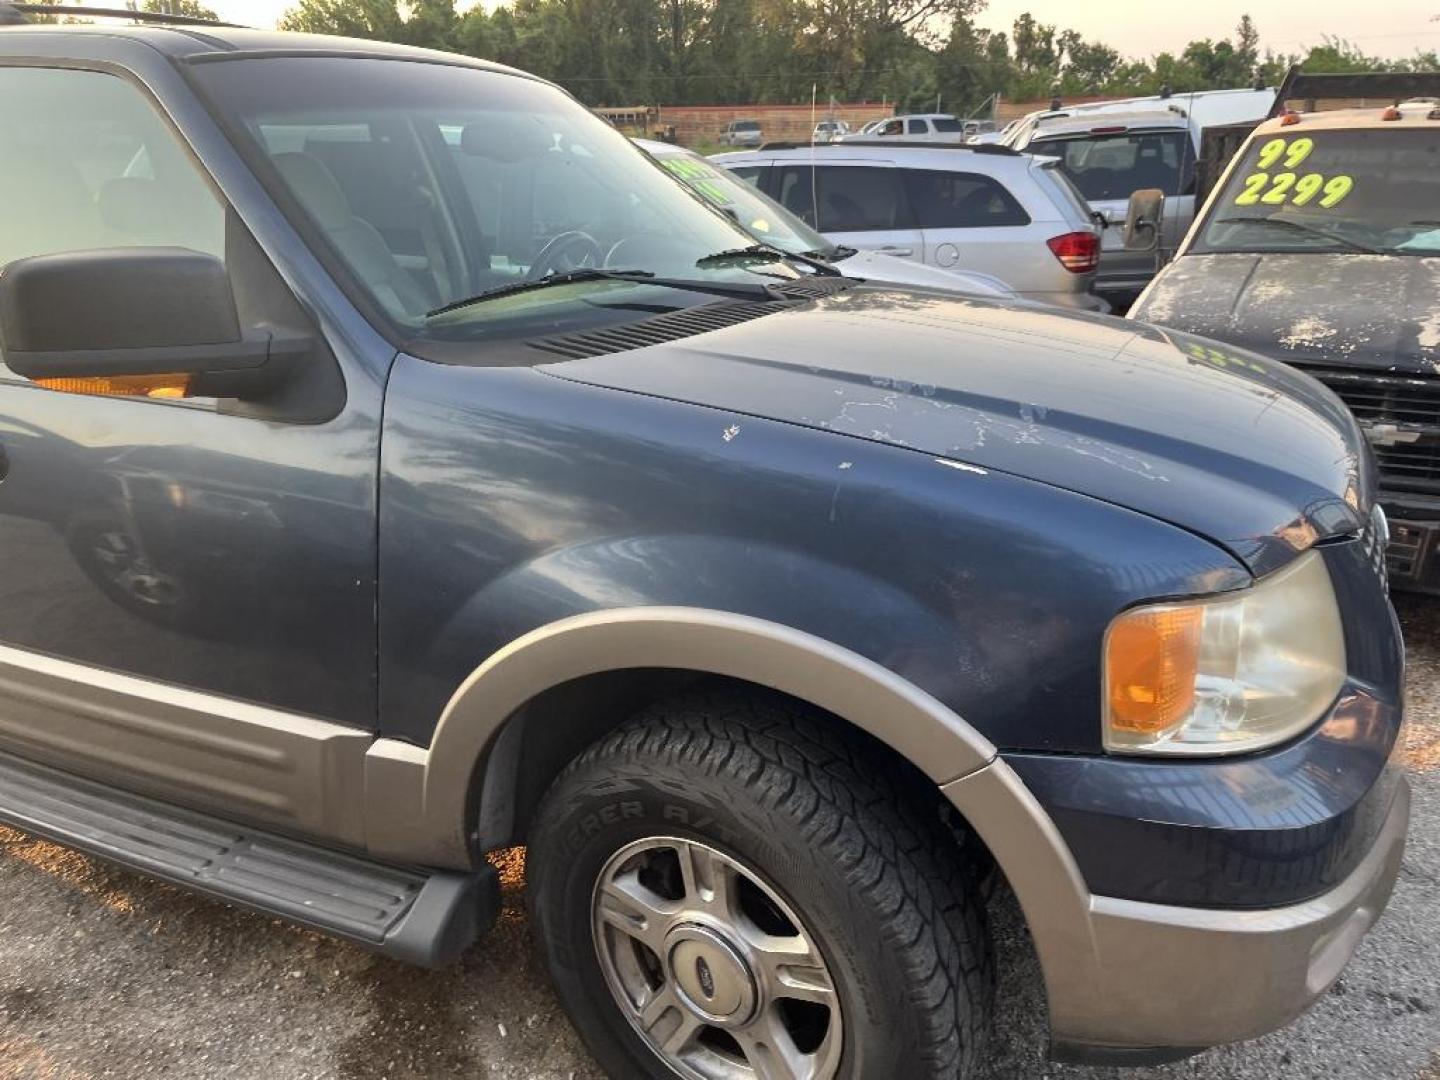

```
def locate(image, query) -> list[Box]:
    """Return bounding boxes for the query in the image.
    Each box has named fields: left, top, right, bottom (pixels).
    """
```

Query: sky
left=207, top=0, right=1440, bottom=62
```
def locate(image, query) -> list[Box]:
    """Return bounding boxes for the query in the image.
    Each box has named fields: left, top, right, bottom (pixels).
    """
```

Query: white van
left=1004, top=88, right=1275, bottom=302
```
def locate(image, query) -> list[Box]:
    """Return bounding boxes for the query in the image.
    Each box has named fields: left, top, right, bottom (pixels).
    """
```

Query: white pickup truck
left=842, top=113, right=968, bottom=144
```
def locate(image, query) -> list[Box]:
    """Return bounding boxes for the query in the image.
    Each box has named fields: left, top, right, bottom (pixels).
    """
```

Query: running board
left=0, top=751, right=496, bottom=967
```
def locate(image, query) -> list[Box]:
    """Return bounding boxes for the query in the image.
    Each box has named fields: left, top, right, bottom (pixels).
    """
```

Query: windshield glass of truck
left=653, top=153, right=833, bottom=256
left=1195, top=128, right=1440, bottom=256
left=194, top=58, right=770, bottom=340
left=1043, top=130, right=1188, bottom=200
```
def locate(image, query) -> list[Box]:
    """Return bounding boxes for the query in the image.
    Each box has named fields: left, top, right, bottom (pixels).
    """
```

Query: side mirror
left=1122, top=189, right=1165, bottom=251
left=0, top=248, right=304, bottom=400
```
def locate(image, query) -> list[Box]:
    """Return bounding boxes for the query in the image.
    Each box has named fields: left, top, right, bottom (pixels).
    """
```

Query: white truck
left=842, top=113, right=969, bottom=144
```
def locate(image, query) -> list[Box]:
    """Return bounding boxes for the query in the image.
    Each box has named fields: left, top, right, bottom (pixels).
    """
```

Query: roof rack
left=756, top=140, right=1019, bottom=155
left=0, top=2, right=240, bottom=27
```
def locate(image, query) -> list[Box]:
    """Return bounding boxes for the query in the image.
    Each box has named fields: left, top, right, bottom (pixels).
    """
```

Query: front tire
left=527, top=690, right=994, bottom=1079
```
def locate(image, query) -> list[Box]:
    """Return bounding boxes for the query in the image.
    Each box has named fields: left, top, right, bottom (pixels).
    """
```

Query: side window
left=776, top=166, right=910, bottom=232
left=904, top=169, right=1031, bottom=228
left=906, top=118, right=927, bottom=136
left=726, top=165, right=766, bottom=190
left=879, top=119, right=904, bottom=137
left=1048, top=131, right=1187, bottom=201
left=0, top=67, right=224, bottom=273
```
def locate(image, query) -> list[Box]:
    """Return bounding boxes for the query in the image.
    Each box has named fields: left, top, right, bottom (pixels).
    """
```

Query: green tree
left=138, top=0, right=221, bottom=17
left=279, top=0, right=409, bottom=40
left=1299, top=36, right=1393, bottom=73
left=1062, top=38, right=1121, bottom=92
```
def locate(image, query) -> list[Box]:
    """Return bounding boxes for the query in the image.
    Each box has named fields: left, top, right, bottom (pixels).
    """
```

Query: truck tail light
left=1046, top=231, right=1099, bottom=273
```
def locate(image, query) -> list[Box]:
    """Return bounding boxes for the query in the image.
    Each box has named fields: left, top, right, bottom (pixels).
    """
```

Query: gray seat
left=270, top=151, right=431, bottom=319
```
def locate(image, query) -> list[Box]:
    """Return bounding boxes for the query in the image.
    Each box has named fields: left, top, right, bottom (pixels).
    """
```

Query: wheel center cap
left=666, top=925, right=757, bottom=1025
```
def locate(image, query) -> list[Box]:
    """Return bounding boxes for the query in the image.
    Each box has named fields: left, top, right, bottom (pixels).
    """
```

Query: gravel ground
left=0, top=601, right=1436, bottom=1080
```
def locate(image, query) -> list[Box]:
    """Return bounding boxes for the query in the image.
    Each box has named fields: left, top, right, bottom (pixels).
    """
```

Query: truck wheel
left=527, top=690, right=994, bottom=1079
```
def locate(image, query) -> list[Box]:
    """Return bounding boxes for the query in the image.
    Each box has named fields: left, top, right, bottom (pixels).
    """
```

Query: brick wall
left=648, top=103, right=894, bottom=147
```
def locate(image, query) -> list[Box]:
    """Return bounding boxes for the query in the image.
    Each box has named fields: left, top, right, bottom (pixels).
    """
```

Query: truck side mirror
left=1123, top=189, right=1165, bottom=251
left=0, top=247, right=305, bottom=400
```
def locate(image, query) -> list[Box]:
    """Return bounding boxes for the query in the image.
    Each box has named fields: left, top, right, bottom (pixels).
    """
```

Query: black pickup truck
left=0, top=9, right=1410, bottom=1078
left=1134, top=73, right=1440, bottom=593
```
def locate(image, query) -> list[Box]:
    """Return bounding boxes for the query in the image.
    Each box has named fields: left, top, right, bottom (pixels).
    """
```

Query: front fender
left=361, top=605, right=1102, bottom=1067
left=365, top=605, right=997, bottom=868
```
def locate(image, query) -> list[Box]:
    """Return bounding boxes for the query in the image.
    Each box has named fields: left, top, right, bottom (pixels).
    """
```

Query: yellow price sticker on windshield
left=1317, top=174, right=1354, bottom=207
left=1233, top=170, right=1354, bottom=208
left=662, top=159, right=734, bottom=209
left=1256, top=136, right=1314, bottom=170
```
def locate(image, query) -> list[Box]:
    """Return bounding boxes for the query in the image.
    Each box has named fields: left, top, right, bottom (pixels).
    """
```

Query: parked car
left=637, top=139, right=1015, bottom=298
left=718, top=118, right=763, bottom=147
left=0, top=11, right=1409, bottom=1080
left=1003, top=89, right=1275, bottom=304
left=970, top=117, right=1023, bottom=145
left=812, top=119, right=849, bottom=144
left=712, top=142, right=1107, bottom=309
left=844, top=112, right=968, bottom=143
left=1128, top=99, right=1440, bottom=593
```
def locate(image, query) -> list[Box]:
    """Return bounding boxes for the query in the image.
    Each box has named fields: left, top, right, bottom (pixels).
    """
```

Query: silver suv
left=712, top=142, right=1107, bottom=309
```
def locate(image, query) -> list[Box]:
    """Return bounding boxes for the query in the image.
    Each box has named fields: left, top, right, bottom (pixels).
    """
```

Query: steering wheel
left=529, top=230, right=604, bottom=279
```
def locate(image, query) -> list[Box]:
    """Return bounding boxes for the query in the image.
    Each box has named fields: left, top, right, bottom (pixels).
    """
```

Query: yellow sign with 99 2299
left=1233, top=137, right=1354, bottom=209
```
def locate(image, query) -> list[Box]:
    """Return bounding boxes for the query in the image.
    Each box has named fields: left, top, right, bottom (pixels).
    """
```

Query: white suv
left=718, top=119, right=763, bottom=147
left=711, top=142, right=1106, bottom=310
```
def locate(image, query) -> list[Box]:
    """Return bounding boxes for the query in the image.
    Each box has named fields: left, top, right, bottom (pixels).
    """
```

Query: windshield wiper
left=1213, top=216, right=1381, bottom=254
left=427, top=267, right=776, bottom=318
left=697, top=243, right=841, bottom=276
left=808, top=245, right=857, bottom=262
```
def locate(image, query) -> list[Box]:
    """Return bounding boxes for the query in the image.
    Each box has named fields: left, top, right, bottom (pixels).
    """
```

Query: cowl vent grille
left=530, top=299, right=798, bottom=360
left=768, top=276, right=857, bottom=300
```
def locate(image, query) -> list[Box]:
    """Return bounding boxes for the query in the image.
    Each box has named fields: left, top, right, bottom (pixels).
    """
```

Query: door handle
left=878, top=245, right=914, bottom=256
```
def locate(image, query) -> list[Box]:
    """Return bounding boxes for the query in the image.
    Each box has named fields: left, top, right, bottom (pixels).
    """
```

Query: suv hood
left=541, top=289, right=1368, bottom=575
left=1132, top=252, right=1440, bottom=375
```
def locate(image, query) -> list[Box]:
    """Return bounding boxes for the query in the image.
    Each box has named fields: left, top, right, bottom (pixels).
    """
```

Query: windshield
left=1037, top=129, right=1188, bottom=201
left=651, top=151, right=833, bottom=256
left=1195, top=128, right=1440, bottom=256
left=734, top=121, right=760, bottom=131
left=194, top=58, right=774, bottom=343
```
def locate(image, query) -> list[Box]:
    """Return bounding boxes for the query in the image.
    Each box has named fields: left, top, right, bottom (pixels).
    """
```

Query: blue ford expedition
left=0, top=11, right=1410, bottom=1079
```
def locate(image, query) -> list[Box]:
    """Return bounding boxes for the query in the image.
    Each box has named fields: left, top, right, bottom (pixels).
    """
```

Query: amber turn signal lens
left=34, top=375, right=192, bottom=399
left=1105, top=605, right=1202, bottom=734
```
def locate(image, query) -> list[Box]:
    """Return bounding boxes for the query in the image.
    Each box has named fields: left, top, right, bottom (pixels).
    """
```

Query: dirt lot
left=0, top=600, right=1436, bottom=1080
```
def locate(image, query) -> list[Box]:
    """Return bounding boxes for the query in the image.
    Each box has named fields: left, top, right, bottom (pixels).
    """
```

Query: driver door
left=0, top=65, right=380, bottom=832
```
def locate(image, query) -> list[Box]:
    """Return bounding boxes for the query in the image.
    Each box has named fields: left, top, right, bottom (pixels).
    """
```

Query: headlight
left=1103, top=550, right=1345, bottom=755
